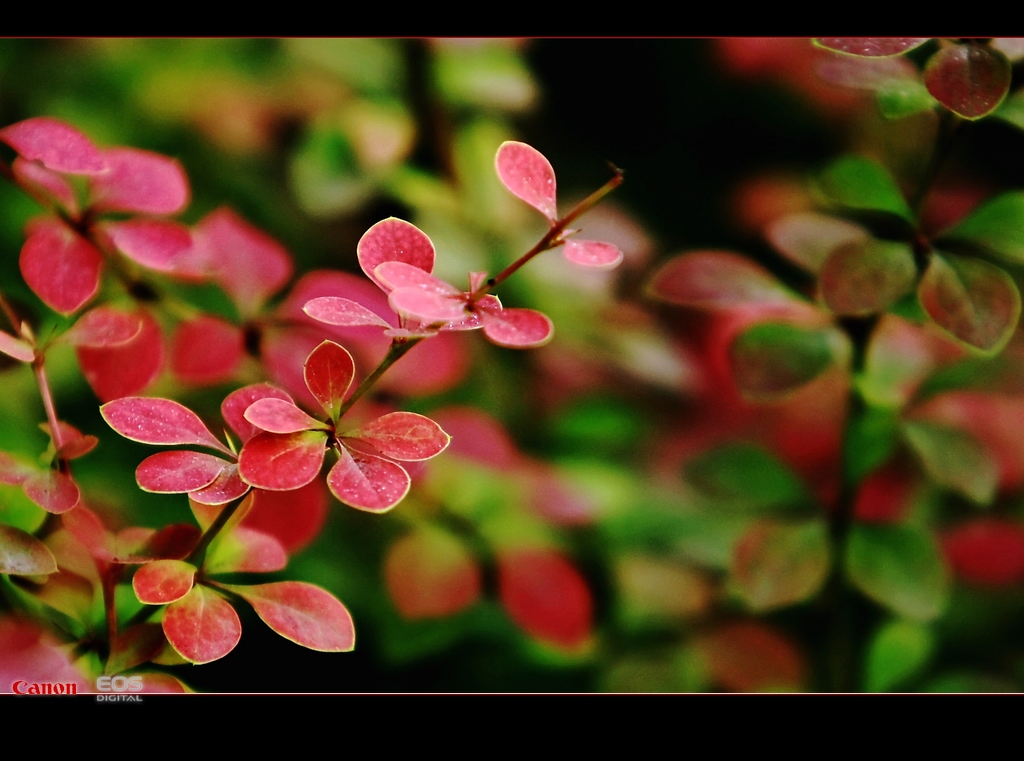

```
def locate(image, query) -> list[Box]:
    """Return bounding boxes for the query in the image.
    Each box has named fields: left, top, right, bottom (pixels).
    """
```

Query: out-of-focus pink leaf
left=0, top=452, right=34, bottom=485
left=101, top=397, right=231, bottom=454
left=357, top=218, right=435, bottom=292
left=169, top=315, right=243, bottom=386
left=89, top=147, right=190, bottom=215
left=529, top=467, right=597, bottom=526
left=191, top=493, right=254, bottom=534
left=261, top=327, right=333, bottom=411
left=242, top=481, right=327, bottom=553
left=943, top=519, right=1024, bottom=586
left=766, top=212, right=869, bottom=273
left=61, top=306, right=143, bottom=348
left=384, top=527, right=481, bottom=619
left=918, top=252, right=1020, bottom=353
left=221, top=383, right=293, bottom=444
left=206, top=527, right=287, bottom=575
left=562, top=239, right=623, bottom=268
left=54, top=435, right=99, bottom=462
left=237, top=430, right=327, bottom=491
left=20, top=218, right=103, bottom=315
left=0, top=330, right=34, bottom=362
left=646, top=251, right=799, bottom=309
left=695, top=622, right=806, bottom=692
left=189, top=465, right=249, bottom=506
left=222, top=581, right=355, bottom=652
left=480, top=305, right=554, bottom=348
left=302, top=297, right=393, bottom=328
left=0, top=117, right=106, bottom=174
left=23, top=469, right=80, bottom=514
left=163, top=585, right=241, bottom=664
left=0, top=617, right=91, bottom=693
left=815, top=38, right=930, bottom=57
left=345, top=412, right=450, bottom=462
left=818, top=239, right=916, bottom=316
left=101, top=220, right=192, bottom=273
left=326, top=447, right=410, bottom=512
left=61, top=504, right=114, bottom=562
left=77, top=310, right=164, bottom=402
left=12, top=157, right=78, bottom=214
left=244, top=398, right=328, bottom=435
left=378, top=330, right=469, bottom=397
left=816, top=53, right=921, bottom=90
left=924, top=43, right=1012, bottom=120
left=497, top=547, right=593, bottom=650
left=0, top=524, right=58, bottom=575
left=123, top=523, right=200, bottom=563
left=106, top=624, right=165, bottom=676
left=132, top=559, right=196, bottom=605
left=495, top=141, right=558, bottom=221
left=303, top=340, right=355, bottom=420
left=429, top=407, right=521, bottom=469
left=135, top=450, right=230, bottom=494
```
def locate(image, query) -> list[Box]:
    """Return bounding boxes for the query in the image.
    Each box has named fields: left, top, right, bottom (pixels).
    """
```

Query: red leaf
left=135, top=450, right=231, bottom=493
left=224, top=581, right=355, bottom=652
left=495, top=141, right=558, bottom=221
left=61, top=306, right=143, bottom=348
left=480, top=306, right=554, bottom=348
left=221, top=383, right=293, bottom=444
left=302, top=340, right=355, bottom=419
left=77, top=310, right=164, bottom=401
left=101, top=397, right=230, bottom=454
left=815, top=38, right=930, bottom=57
left=162, top=585, right=241, bottom=664
left=206, top=527, right=287, bottom=575
left=345, top=411, right=450, bottom=461
left=101, top=220, right=192, bottom=273
left=327, top=447, right=411, bottom=512
left=132, top=560, right=196, bottom=604
left=562, top=239, right=623, bottom=268
left=357, top=218, right=436, bottom=292
left=924, top=43, right=1012, bottom=120
left=384, top=528, right=481, bottom=619
left=20, top=218, right=103, bottom=315
left=646, top=251, right=799, bottom=310
left=0, top=330, right=34, bottom=362
left=242, top=481, right=328, bottom=553
left=128, top=523, right=201, bottom=562
left=23, top=469, right=80, bottom=514
left=189, top=465, right=250, bottom=506
left=237, top=430, right=327, bottom=491
left=695, top=622, right=806, bottom=692
left=89, top=147, right=190, bottom=215
left=497, top=547, right=593, bottom=649
left=0, top=117, right=106, bottom=174
left=54, top=434, right=99, bottom=462
left=244, top=398, right=328, bottom=434
left=943, top=520, right=1024, bottom=586
left=169, top=315, right=243, bottom=386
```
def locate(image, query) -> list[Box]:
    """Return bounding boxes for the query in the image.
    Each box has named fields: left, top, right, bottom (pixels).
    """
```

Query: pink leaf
left=303, top=340, right=355, bottom=420
left=76, top=309, right=164, bottom=402
left=100, top=220, right=192, bottom=273
left=924, top=43, right=1012, bottom=120
left=646, top=251, right=799, bottom=310
left=242, top=481, right=328, bottom=554
left=89, top=147, right=190, bottom=215
left=20, top=218, right=103, bottom=315
left=223, top=581, right=354, bottom=652
left=766, top=212, right=869, bottom=274
left=377, top=330, right=470, bottom=396
left=132, top=560, right=196, bottom=604
left=121, top=523, right=200, bottom=563
left=23, top=469, right=80, bottom=514
left=495, top=141, right=558, bottom=221
left=189, top=465, right=250, bottom=506
left=54, top=435, right=99, bottom=462
left=162, top=585, right=241, bottom=664
left=0, top=117, right=106, bottom=174
left=222, top=383, right=294, bottom=444
left=0, top=452, right=33, bottom=486
left=345, top=411, right=450, bottom=462
left=562, top=239, right=623, bottom=268
left=389, top=286, right=468, bottom=323
left=302, top=297, right=394, bottom=328
left=101, top=397, right=231, bottom=454
left=0, top=524, right=58, bottom=576
left=374, top=261, right=456, bottom=293
left=244, top=398, right=328, bottom=435
left=815, top=38, right=930, bottom=57
left=429, top=407, right=522, bottom=469
left=237, top=431, right=327, bottom=491
left=0, top=330, right=34, bottom=362
left=327, top=447, right=411, bottom=512
left=61, top=504, right=115, bottom=562
left=357, top=218, right=436, bottom=292
left=12, top=157, right=78, bottom=214
left=135, top=451, right=230, bottom=494
left=61, top=306, right=143, bottom=348
left=169, top=315, right=243, bottom=386
left=384, top=527, right=481, bottom=619
left=480, top=306, right=554, bottom=348
left=206, top=527, right=287, bottom=575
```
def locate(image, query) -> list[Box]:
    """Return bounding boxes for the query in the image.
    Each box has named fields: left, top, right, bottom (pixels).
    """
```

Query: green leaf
left=729, top=322, right=842, bottom=401
left=818, top=239, right=917, bottom=316
left=918, top=251, right=1020, bottom=354
left=902, top=420, right=997, bottom=505
left=946, top=192, right=1024, bottom=264
left=876, top=79, right=939, bottom=120
left=843, top=407, right=900, bottom=483
left=288, top=124, right=372, bottom=216
left=993, top=90, right=1024, bottom=132
left=819, top=155, right=913, bottom=221
left=684, top=443, right=809, bottom=510
left=864, top=619, right=934, bottom=692
left=846, top=524, right=950, bottom=621
left=731, top=520, right=831, bottom=611
left=432, top=43, right=537, bottom=112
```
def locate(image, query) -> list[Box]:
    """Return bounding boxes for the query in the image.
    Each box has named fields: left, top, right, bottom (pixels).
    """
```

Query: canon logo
left=11, top=681, right=78, bottom=695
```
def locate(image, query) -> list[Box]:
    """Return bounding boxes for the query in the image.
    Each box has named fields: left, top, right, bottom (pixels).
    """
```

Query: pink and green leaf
left=562, top=239, right=623, bottom=268
left=731, top=520, right=831, bottom=611
left=89, top=147, right=190, bottom=215
left=0, top=330, right=34, bottom=362
left=495, top=141, right=558, bottom=221
left=918, top=251, right=1021, bottom=353
left=237, top=430, right=327, bottom=491
left=221, top=581, right=355, bottom=652
left=162, top=584, right=241, bottom=664
left=945, top=191, right=1024, bottom=264
left=903, top=419, right=997, bottom=505
left=818, top=239, right=917, bottom=316
left=23, top=469, right=80, bottom=514
left=135, top=451, right=230, bottom=494
left=344, top=411, right=450, bottom=462
left=646, top=251, right=800, bottom=309
left=0, top=451, right=35, bottom=485
left=814, top=38, right=930, bottom=58
left=101, top=397, right=231, bottom=455
left=61, top=306, right=143, bottom=348
left=132, top=559, right=196, bottom=605
left=20, top=218, right=103, bottom=315
left=357, top=217, right=436, bottom=292
left=924, top=43, right=1012, bottom=120
left=206, top=527, right=287, bottom=575
left=0, top=524, right=58, bottom=575
left=0, top=117, right=106, bottom=174
left=302, top=340, right=355, bottom=420
left=384, top=527, right=481, bottom=619
left=326, top=447, right=411, bottom=512
left=106, top=624, right=165, bottom=676
left=766, top=212, right=869, bottom=273
left=729, top=322, right=840, bottom=401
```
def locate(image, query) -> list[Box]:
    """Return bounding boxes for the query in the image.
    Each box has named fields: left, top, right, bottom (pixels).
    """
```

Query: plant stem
left=335, top=337, right=422, bottom=420
left=909, top=110, right=962, bottom=219
left=32, top=355, right=67, bottom=451
left=187, top=497, right=245, bottom=566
